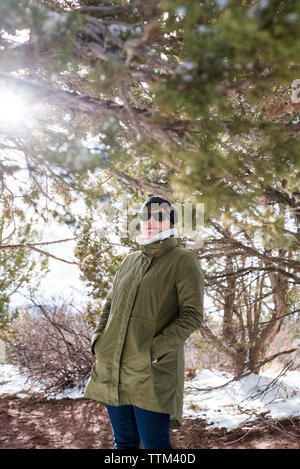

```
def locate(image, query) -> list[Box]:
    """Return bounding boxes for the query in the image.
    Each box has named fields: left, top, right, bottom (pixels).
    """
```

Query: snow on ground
left=0, top=364, right=37, bottom=398
left=0, top=364, right=85, bottom=399
left=0, top=364, right=299, bottom=431
left=183, top=368, right=300, bottom=430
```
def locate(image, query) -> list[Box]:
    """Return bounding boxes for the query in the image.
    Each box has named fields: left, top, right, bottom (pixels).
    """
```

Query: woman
left=84, top=196, right=204, bottom=449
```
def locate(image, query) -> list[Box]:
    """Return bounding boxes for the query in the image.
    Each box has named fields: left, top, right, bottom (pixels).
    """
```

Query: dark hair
left=142, top=196, right=178, bottom=226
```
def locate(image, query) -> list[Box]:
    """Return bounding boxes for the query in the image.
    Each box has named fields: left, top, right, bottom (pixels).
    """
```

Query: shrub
left=6, top=297, right=95, bottom=394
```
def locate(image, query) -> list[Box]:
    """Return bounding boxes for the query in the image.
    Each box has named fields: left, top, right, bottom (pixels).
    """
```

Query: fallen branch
left=224, top=414, right=300, bottom=445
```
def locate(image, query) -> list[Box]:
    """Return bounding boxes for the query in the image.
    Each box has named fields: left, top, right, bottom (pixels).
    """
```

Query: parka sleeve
left=91, top=288, right=113, bottom=355
left=150, top=250, right=204, bottom=360
left=90, top=262, right=123, bottom=355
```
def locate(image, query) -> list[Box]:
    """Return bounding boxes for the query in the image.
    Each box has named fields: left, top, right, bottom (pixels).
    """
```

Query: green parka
left=84, top=235, right=204, bottom=429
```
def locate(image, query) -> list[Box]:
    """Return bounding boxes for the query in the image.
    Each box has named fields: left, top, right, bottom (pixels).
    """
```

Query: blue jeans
left=106, top=404, right=173, bottom=449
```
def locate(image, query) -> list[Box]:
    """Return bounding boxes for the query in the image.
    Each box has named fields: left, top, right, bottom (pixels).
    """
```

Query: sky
left=9, top=219, right=89, bottom=308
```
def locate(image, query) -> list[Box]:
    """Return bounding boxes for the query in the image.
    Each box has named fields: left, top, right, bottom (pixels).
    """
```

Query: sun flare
left=0, top=91, right=26, bottom=126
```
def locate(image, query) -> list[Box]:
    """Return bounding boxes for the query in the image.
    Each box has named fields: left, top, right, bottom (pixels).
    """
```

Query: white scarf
left=136, top=227, right=178, bottom=246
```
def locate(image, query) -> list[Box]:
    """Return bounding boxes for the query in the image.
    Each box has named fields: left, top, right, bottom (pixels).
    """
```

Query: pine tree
left=0, top=0, right=299, bottom=372
left=0, top=0, right=299, bottom=232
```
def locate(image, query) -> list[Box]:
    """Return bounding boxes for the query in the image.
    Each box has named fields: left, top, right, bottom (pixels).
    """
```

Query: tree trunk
left=248, top=269, right=289, bottom=373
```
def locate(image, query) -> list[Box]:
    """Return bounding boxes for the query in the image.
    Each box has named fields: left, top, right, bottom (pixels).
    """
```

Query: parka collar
left=141, top=235, right=178, bottom=258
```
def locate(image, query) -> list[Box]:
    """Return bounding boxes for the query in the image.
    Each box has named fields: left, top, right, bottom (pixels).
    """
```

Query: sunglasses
left=139, top=210, right=171, bottom=222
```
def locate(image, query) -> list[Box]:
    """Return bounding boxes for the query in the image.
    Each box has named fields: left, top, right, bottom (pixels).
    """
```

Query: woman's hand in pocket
left=150, top=349, right=158, bottom=364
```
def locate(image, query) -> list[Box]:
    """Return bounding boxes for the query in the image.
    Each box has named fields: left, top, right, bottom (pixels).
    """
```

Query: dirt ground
left=0, top=395, right=299, bottom=450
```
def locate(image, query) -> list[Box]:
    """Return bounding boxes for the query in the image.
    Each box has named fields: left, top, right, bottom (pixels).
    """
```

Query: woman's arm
left=150, top=251, right=204, bottom=360
left=91, top=288, right=113, bottom=355
left=90, top=260, right=124, bottom=355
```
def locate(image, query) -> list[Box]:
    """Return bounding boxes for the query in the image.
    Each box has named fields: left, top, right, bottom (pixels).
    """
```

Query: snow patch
left=183, top=368, right=300, bottom=430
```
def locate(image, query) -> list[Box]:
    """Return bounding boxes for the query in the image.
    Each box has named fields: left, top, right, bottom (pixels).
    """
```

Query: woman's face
left=140, top=208, right=172, bottom=239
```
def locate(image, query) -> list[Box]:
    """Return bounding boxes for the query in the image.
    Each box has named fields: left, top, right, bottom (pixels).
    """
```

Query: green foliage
left=74, top=218, right=127, bottom=326
left=0, top=0, right=299, bottom=342
left=151, top=0, right=300, bottom=229
left=73, top=190, right=152, bottom=325
left=1, top=0, right=299, bottom=227
left=0, top=0, right=86, bottom=74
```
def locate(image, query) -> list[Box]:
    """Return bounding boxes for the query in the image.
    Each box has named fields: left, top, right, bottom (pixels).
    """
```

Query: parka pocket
left=150, top=350, right=169, bottom=366
left=151, top=350, right=177, bottom=389
left=149, top=349, right=156, bottom=366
